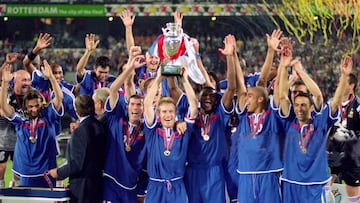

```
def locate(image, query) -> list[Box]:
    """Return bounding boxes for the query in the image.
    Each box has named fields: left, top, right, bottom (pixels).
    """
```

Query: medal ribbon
left=92, top=74, right=106, bottom=90
left=341, top=94, right=354, bottom=120
left=267, top=79, right=276, bottom=94
left=199, top=112, right=218, bottom=137
left=141, top=71, right=157, bottom=81
left=148, top=71, right=156, bottom=78
left=122, top=120, right=141, bottom=147
left=43, top=171, right=54, bottom=191
left=248, top=110, right=269, bottom=135
left=157, top=128, right=176, bottom=151
left=293, top=119, right=313, bottom=151
left=14, top=89, right=23, bottom=110
left=30, top=117, right=39, bottom=141
left=95, top=81, right=104, bottom=89
left=141, top=72, right=148, bottom=81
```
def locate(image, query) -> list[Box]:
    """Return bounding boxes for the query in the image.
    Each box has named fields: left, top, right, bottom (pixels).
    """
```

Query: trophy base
left=161, top=64, right=182, bottom=76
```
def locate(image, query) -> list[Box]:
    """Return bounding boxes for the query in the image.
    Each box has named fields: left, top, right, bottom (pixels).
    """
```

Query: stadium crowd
left=0, top=10, right=360, bottom=203
left=1, top=29, right=359, bottom=101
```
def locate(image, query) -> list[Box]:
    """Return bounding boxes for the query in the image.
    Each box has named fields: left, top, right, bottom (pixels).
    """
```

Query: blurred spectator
left=0, top=19, right=359, bottom=101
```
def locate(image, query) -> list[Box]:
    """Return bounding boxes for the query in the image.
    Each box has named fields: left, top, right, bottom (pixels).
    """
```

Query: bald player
left=0, top=66, right=32, bottom=187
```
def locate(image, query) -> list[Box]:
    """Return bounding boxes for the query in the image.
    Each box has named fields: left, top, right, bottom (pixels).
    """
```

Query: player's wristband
left=195, top=53, right=201, bottom=59
left=27, top=51, right=37, bottom=61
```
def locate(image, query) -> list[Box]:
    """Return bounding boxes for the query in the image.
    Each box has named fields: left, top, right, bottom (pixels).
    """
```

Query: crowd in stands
left=1, top=31, right=359, bottom=101
left=1, top=9, right=360, bottom=202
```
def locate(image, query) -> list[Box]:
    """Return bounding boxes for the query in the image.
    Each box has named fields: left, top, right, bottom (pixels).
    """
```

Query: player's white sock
left=348, top=195, right=360, bottom=203
left=325, top=186, right=335, bottom=203
left=9, top=180, right=20, bottom=187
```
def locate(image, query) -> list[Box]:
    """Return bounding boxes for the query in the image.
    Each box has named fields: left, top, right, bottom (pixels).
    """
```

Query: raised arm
left=292, top=60, right=323, bottom=110
left=287, top=69, right=300, bottom=90
left=218, top=34, right=236, bottom=110
left=23, top=33, right=52, bottom=74
left=167, top=76, right=183, bottom=104
left=191, top=38, right=214, bottom=88
left=174, top=11, right=183, bottom=27
left=233, top=43, right=247, bottom=112
left=124, top=70, right=136, bottom=102
left=272, top=64, right=281, bottom=106
left=120, top=10, right=135, bottom=54
left=278, top=45, right=292, bottom=115
left=0, top=53, right=18, bottom=80
left=331, top=56, right=352, bottom=114
left=180, top=67, right=197, bottom=118
left=109, top=46, right=145, bottom=109
left=76, top=34, right=100, bottom=79
left=144, top=69, right=162, bottom=126
left=0, top=64, right=15, bottom=117
left=43, top=60, right=63, bottom=111
left=257, top=29, right=282, bottom=87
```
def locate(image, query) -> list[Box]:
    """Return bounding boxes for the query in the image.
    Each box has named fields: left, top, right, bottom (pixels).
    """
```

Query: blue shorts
left=146, top=178, right=187, bottom=203
left=185, top=164, right=226, bottom=203
left=282, top=181, right=326, bottom=203
left=103, top=178, right=138, bottom=203
left=237, top=173, right=281, bottom=203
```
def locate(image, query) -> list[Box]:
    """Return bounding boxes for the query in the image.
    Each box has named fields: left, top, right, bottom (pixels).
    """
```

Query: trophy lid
left=162, top=22, right=182, bottom=37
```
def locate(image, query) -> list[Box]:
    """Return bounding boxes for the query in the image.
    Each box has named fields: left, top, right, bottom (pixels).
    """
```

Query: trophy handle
left=162, top=23, right=183, bottom=37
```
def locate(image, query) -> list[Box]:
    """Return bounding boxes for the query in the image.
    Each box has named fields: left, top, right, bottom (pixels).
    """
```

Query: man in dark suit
left=49, top=94, right=106, bottom=203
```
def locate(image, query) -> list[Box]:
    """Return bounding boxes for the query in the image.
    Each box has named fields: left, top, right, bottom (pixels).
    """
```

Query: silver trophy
left=161, top=22, right=183, bottom=76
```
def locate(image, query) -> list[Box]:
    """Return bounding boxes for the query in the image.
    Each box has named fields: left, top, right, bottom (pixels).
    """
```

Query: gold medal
left=125, top=145, right=131, bottom=152
left=29, top=137, right=35, bottom=143
left=301, top=147, right=307, bottom=154
left=203, top=134, right=209, bottom=141
left=164, top=150, right=171, bottom=156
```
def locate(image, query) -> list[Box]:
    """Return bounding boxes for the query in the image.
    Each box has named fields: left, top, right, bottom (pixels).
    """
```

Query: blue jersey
left=51, top=87, right=77, bottom=136
left=144, top=118, right=194, bottom=180
left=176, top=93, right=189, bottom=121
left=103, top=95, right=146, bottom=189
left=244, top=72, right=276, bottom=95
left=244, top=72, right=260, bottom=88
left=31, top=70, right=77, bottom=135
left=31, top=70, right=52, bottom=102
left=76, top=70, right=116, bottom=96
left=8, top=103, right=63, bottom=177
left=281, top=104, right=339, bottom=184
left=31, top=69, right=74, bottom=100
left=60, top=80, right=74, bottom=93
left=136, top=66, right=155, bottom=81
left=235, top=103, right=284, bottom=174
left=32, top=69, right=77, bottom=118
left=136, top=67, right=170, bottom=97
left=188, top=102, right=233, bottom=165
left=51, top=86, right=77, bottom=120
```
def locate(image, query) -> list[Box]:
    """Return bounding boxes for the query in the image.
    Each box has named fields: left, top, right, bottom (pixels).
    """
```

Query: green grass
left=4, top=160, right=13, bottom=187
left=4, top=157, right=69, bottom=187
